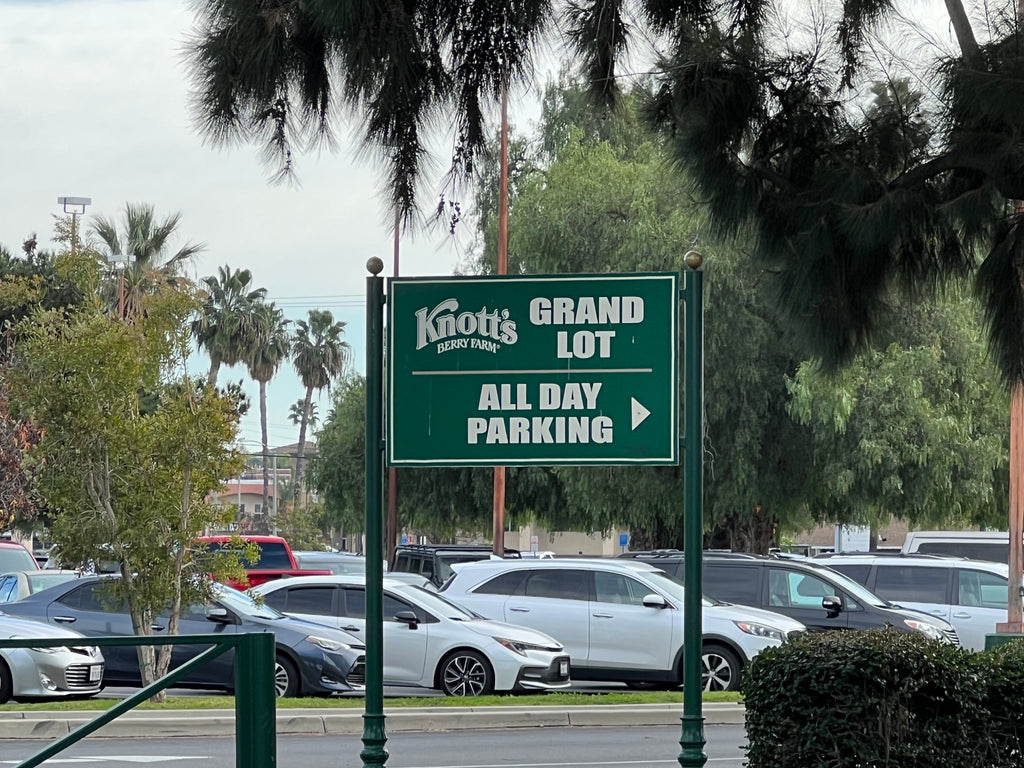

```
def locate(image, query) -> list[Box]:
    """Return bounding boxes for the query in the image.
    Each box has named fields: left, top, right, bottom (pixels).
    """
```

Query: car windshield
left=0, top=547, right=38, bottom=572
left=212, top=583, right=286, bottom=619
left=400, top=584, right=483, bottom=620
left=638, top=569, right=714, bottom=607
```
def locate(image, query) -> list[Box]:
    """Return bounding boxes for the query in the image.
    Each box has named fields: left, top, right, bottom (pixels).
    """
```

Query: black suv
left=391, top=544, right=521, bottom=588
left=623, top=551, right=960, bottom=644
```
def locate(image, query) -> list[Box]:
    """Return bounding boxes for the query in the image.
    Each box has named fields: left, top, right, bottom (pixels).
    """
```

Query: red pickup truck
left=197, top=535, right=332, bottom=589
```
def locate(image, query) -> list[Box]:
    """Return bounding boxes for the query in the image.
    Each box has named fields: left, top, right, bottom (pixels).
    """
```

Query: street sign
left=387, top=273, right=679, bottom=466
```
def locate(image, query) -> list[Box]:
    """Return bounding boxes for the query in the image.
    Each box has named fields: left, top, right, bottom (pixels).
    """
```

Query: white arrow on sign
left=630, top=397, right=651, bottom=430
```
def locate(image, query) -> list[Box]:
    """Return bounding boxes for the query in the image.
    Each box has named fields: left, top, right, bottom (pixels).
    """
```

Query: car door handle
left=592, top=613, right=614, bottom=618
left=152, top=625, right=165, bottom=632
left=342, top=625, right=361, bottom=632
left=508, top=607, right=530, bottom=613
left=53, top=616, right=77, bottom=624
left=952, top=612, right=973, bottom=619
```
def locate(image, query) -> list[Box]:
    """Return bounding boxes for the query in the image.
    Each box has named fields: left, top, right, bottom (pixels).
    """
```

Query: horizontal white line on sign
left=410, top=369, right=654, bottom=375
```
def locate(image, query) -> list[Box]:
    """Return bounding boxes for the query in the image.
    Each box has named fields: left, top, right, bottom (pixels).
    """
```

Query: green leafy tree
left=291, top=309, right=350, bottom=503
left=245, top=301, right=291, bottom=517
left=468, top=88, right=814, bottom=549
left=787, top=289, right=1009, bottom=529
left=6, top=273, right=245, bottom=700
left=193, top=265, right=269, bottom=388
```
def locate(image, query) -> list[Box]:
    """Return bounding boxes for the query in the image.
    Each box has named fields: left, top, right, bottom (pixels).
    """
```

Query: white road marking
left=1, top=758, right=201, bottom=764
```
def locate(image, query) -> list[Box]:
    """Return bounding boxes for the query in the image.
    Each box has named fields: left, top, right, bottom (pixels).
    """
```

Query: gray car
left=0, top=614, right=104, bottom=703
left=0, top=570, right=83, bottom=603
left=0, top=575, right=366, bottom=697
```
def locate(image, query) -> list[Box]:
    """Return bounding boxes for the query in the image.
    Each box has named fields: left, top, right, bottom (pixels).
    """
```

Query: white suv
left=817, top=554, right=1011, bottom=651
left=440, top=558, right=806, bottom=691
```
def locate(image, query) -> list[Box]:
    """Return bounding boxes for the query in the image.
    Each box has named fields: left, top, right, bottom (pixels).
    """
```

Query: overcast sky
left=0, top=0, right=546, bottom=452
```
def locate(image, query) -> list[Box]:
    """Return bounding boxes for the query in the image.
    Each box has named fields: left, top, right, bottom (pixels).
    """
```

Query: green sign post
left=388, top=273, right=679, bottom=467
left=365, top=264, right=706, bottom=768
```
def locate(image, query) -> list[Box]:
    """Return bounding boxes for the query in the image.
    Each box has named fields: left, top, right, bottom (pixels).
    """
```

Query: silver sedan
left=0, top=614, right=104, bottom=703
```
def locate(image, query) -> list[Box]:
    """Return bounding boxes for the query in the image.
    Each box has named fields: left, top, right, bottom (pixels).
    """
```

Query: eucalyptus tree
left=291, top=309, right=350, bottom=503
left=245, top=301, right=291, bottom=516
left=192, top=265, right=268, bottom=388
left=90, top=203, right=204, bottom=319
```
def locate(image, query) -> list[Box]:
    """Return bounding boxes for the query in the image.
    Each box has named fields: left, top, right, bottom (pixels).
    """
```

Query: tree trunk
left=260, top=380, right=270, bottom=519
left=208, top=356, right=221, bottom=389
left=293, top=387, right=313, bottom=504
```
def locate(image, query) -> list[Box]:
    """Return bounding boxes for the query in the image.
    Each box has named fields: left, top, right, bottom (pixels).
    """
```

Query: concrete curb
left=0, top=703, right=745, bottom=739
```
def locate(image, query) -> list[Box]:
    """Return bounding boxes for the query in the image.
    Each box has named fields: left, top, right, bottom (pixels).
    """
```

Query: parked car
left=0, top=570, right=82, bottom=603
left=254, top=575, right=571, bottom=696
left=0, top=541, right=40, bottom=574
left=292, top=551, right=368, bottom=576
left=663, top=554, right=960, bottom=645
left=0, top=614, right=104, bottom=703
left=815, top=553, right=1011, bottom=651
left=391, top=544, right=521, bottom=589
left=900, top=530, right=1010, bottom=563
left=0, top=575, right=366, bottom=697
left=439, top=558, right=806, bottom=692
left=195, top=535, right=333, bottom=589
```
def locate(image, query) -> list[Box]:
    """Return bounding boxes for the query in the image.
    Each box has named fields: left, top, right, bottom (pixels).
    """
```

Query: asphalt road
left=0, top=724, right=749, bottom=768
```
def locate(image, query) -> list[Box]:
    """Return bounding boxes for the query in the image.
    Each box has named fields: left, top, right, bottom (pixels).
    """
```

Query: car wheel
left=701, top=645, right=742, bottom=692
left=0, top=660, right=12, bottom=704
left=439, top=650, right=494, bottom=697
left=274, top=654, right=300, bottom=698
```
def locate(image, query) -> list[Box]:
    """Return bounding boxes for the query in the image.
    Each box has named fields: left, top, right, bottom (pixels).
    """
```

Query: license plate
left=89, top=665, right=102, bottom=682
left=559, top=660, right=569, bottom=677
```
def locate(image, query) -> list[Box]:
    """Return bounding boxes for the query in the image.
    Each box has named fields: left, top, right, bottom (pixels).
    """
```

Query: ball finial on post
left=367, top=257, right=385, bottom=275
left=683, top=250, right=704, bottom=270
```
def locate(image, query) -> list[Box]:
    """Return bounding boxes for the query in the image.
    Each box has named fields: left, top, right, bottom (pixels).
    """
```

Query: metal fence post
left=235, top=632, right=276, bottom=768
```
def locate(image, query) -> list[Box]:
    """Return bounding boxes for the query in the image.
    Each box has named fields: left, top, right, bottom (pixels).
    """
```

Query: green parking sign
left=387, top=273, right=679, bottom=466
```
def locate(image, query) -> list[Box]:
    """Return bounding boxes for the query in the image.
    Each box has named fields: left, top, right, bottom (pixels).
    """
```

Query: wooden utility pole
left=387, top=211, right=400, bottom=565
left=492, top=86, right=509, bottom=557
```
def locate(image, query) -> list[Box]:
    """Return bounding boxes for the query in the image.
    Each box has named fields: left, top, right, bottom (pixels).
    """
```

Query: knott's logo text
left=414, top=299, right=518, bottom=355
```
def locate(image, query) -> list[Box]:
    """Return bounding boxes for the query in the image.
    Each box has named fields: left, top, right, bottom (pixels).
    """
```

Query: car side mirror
left=205, top=606, right=232, bottom=624
left=394, top=610, right=419, bottom=629
left=821, top=596, right=842, bottom=617
left=642, top=594, right=668, bottom=609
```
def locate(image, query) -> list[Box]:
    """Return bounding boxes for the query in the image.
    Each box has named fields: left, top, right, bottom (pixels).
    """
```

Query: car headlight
left=733, top=621, right=787, bottom=642
left=493, top=637, right=561, bottom=656
left=10, top=636, right=68, bottom=654
left=904, top=619, right=947, bottom=642
left=304, top=635, right=357, bottom=652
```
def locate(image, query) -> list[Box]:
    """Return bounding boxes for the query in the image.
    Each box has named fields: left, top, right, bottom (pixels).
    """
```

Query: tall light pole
left=57, top=196, right=91, bottom=255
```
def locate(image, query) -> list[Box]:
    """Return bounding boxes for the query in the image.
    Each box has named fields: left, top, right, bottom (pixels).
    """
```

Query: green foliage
left=5, top=282, right=244, bottom=688
left=274, top=501, right=330, bottom=550
left=744, top=630, right=987, bottom=768
left=469, top=86, right=813, bottom=549
left=787, top=289, right=1008, bottom=528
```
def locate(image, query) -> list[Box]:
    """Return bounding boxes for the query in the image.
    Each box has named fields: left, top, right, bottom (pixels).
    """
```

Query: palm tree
left=186, top=1, right=551, bottom=227
left=192, top=265, right=268, bottom=388
left=291, top=309, right=351, bottom=503
left=246, top=302, right=291, bottom=518
left=288, top=399, right=318, bottom=430
left=91, top=203, right=204, bottom=319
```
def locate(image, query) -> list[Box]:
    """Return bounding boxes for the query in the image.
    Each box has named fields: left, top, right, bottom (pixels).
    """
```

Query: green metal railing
left=0, top=632, right=276, bottom=768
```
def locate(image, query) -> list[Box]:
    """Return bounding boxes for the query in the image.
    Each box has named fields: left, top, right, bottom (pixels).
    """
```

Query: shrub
left=743, top=629, right=987, bottom=768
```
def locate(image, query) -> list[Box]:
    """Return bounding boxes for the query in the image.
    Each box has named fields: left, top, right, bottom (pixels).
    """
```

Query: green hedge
left=743, top=629, right=1024, bottom=768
